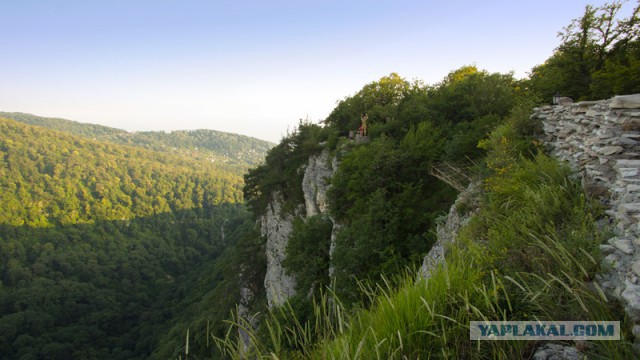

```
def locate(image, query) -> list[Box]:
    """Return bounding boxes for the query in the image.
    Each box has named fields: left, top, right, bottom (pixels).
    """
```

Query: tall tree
left=529, top=0, right=640, bottom=100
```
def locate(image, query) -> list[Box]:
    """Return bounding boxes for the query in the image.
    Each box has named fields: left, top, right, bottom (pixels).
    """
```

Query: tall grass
left=215, top=153, right=633, bottom=359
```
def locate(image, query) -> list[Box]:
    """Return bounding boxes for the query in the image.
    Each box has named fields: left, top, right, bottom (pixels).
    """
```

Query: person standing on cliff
left=361, top=112, right=368, bottom=136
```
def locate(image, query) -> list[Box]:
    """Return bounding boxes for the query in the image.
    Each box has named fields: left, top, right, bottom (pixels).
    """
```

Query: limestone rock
left=632, top=260, right=640, bottom=277
left=611, top=237, right=635, bottom=255
left=598, top=146, right=624, bottom=155
left=620, top=203, right=640, bottom=214
left=622, top=280, right=640, bottom=322
left=620, top=168, right=640, bottom=177
left=261, top=195, right=297, bottom=308
left=328, top=217, right=341, bottom=277
left=419, top=183, right=481, bottom=279
left=557, top=97, right=574, bottom=105
left=613, top=137, right=640, bottom=146
left=533, top=343, right=581, bottom=360
left=302, top=149, right=335, bottom=216
left=262, top=150, right=339, bottom=309
left=611, top=94, right=640, bottom=109
left=600, top=244, right=616, bottom=254
left=535, top=95, right=640, bottom=350
left=617, top=159, right=640, bottom=167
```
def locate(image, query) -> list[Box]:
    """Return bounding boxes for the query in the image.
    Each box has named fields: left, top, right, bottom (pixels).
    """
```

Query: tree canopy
left=528, top=0, right=640, bottom=100
left=0, top=117, right=262, bottom=359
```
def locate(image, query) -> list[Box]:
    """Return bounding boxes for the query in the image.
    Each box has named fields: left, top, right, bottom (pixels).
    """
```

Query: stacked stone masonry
left=531, top=93, right=640, bottom=344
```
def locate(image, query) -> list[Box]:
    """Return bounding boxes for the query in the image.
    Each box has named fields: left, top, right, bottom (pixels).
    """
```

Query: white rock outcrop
left=262, top=149, right=338, bottom=308
left=302, top=149, right=336, bottom=216
left=237, top=271, right=258, bottom=356
left=533, top=343, right=582, bottom=360
left=261, top=195, right=297, bottom=308
left=419, top=183, right=480, bottom=279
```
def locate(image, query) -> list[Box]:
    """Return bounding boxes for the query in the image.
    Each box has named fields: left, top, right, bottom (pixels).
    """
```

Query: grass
left=215, top=140, right=634, bottom=358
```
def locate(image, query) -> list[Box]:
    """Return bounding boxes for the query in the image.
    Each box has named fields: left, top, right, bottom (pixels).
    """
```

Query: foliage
left=0, top=117, right=242, bottom=227
left=324, top=73, right=411, bottom=133
left=217, top=133, right=633, bottom=360
left=324, top=69, right=518, bottom=144
left=241, top=67, right=520, bottom=316
left=0, top=117, right=263, bottom=359
left=425, top=66, right=517, bottom=125
left=528, top=0, right=640, bottom=101
left=217, top=39, right=635, bottom=354
left=243, top=120, right=329, bottom=216
left=327, top=126, right=454, bottom=301
left=151, top=213, right=266, bottom=359
left=0, top=205, right=255, bottom=360
left=0, top=112, right=274, bottom=174
left=283, top=215, right=333, bottom=297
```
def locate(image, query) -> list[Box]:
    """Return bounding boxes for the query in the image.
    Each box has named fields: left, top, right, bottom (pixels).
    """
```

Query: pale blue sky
left=0, top=0, right=624, bottom=142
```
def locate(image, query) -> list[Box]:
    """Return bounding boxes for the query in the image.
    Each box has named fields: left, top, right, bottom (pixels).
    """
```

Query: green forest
left=0, top=117, right=270, bottom=359
left=0, top=112, right=274, bottom=173
left=1, top=1, right=639, bottom=359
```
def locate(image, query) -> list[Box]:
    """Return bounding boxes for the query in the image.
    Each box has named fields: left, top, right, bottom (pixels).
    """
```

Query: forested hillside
left=0, top=118, right=244, bottom=226
left=0, top=112, right=274, bottom=173
left=0, top=117, right=264, bottom=359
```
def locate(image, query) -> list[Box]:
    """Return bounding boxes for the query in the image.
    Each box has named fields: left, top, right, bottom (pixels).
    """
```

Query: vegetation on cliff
left=220, top=95, right=635, bottom=359
left=218, top=1, right=639, bottom=358
left=529, top=0, right=640, bottom=101
left=241, top=66, right=525, bottom=312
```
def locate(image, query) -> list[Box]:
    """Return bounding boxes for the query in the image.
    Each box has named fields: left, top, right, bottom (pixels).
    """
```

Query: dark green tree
left=529, top=0, right=640, bottom=100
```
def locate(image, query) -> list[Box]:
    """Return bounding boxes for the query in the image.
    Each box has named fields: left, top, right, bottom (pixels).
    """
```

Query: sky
left=0, top=0, right=628, bottom=142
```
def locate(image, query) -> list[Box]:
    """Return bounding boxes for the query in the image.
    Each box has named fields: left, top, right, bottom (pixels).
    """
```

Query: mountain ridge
left=0, top=111, right=274, bottom=173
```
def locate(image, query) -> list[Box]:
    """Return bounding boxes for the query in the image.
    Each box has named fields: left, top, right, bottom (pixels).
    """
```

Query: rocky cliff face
left=261, top=195, right=297, bottom=308
left=302, top=149, right=337, bottom=216
left=261, top=149, right=338, bottom=308
left=531, top=93, right=640, bottom=344
left=419, top=183, right=481, bottom=279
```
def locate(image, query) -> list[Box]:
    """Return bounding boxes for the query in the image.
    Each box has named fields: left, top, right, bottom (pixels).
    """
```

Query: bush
left=283, top=215, right=333, bottom=297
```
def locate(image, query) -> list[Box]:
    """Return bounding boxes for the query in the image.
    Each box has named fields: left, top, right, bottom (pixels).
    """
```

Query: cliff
left=419, top=182, right=481, bottom=279
left=260, top=149, right=338, bottom=308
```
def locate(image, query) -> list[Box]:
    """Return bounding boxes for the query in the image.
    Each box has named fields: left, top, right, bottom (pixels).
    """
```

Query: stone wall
left=531, top=94, right=640, bottom=343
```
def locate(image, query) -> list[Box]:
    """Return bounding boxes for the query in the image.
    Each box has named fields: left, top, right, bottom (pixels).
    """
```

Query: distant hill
left=0, top=116, right=246, bottom=226
left=0, top=112, right=274, bottom=173
left=0, top=115, right=257, bottom=359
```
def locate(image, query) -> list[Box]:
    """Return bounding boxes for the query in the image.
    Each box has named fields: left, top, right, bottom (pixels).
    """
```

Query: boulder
left=611, top=94, right=640, bottom=109
left=533, top=344, right=581, bottom=360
